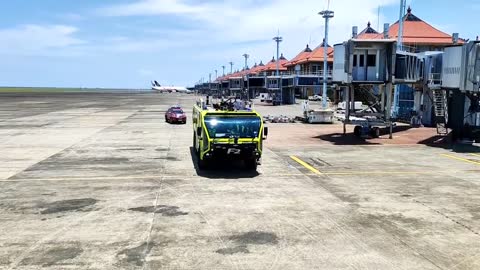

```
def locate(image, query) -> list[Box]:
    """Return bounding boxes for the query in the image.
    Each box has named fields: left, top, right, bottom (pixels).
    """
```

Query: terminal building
left=194, top=6, right=479, bottom=141
left=284, top=41, right=334, bottom=99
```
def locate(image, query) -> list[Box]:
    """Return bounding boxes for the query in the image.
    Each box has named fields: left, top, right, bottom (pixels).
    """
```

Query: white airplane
left=151, top=81, right=192, bottom=93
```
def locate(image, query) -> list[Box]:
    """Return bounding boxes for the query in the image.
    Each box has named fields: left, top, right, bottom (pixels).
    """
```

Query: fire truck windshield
left=204, top=116, right=261, bottom=139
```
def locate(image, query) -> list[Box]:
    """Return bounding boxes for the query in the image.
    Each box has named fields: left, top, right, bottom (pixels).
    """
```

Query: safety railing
left=247, top=70, right=332, bottom=77
left=282, top=70, right=333, bottom=77
left=427, top=73, right=442, bottom=88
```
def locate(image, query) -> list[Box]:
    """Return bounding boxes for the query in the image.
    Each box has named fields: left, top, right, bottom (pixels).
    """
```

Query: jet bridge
left=333, top=38, right=426, bottom=138
left=441, top=41, right=480, bottom=141
left=333, top=39, right=397, bottom=138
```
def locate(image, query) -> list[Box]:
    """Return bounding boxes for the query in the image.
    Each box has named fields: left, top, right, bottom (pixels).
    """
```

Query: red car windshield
left=172, top=109, right=183, bottom=114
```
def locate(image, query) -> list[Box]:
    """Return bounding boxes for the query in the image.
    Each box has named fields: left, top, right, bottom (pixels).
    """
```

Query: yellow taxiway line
left=441, top=154, right=480, bottom=166
left=290, top=156, right=462, bottom=176
left=290, top=156, right=322, bottom=175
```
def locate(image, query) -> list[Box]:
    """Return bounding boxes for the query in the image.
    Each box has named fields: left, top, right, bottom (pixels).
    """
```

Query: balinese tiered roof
left=295, top=40, right=334, bottom=65
left=284, top=44, right=313, bottom=67
left=254, top=60, right=266, bottom=73
left=357, top=7, right=463, bottom=46
left=262, top=54, right=289, bottom=72
left=356, top=22, right=379, bottom=39
left=248, top=61, right=266, bottom=75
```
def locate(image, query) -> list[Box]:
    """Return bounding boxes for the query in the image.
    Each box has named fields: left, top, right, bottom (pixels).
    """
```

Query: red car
left=165, top=107, right=187, bottom=124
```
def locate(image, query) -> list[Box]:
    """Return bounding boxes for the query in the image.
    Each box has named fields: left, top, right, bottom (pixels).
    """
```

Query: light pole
left=397, top=0, right=406, bottom=51
left=273, top=36, right=283, bottom=76
left=215, top=69, right=218, bottom=80
left=319, top=9, right=334, bottom=109
left=243, top=54, right=250, bottom=100
left=229, top=62, right=234, bottom=74
left=243, top=54, right=249, bottom=70
left=393, top=0, right=407, bottom=118
left=222, top=65, right=225, bottom=76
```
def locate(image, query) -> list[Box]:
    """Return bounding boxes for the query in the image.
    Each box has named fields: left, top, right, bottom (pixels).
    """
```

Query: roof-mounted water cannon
left=211, top=98, right=252, bottom=112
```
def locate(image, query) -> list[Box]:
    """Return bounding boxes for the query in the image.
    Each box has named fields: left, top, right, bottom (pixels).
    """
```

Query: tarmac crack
left=414, top=199, right=480, bottom=237
left=141, top=192, right=160, bottom=270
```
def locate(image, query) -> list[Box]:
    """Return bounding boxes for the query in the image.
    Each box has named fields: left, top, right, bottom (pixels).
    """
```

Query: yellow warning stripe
left=441, top=154, right=480, bottom=166
left=290, top=156, right=322, bottom=175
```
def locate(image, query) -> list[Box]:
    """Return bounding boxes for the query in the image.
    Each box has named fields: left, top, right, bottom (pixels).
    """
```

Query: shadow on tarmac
left=314, top=133, right=380, bottom=145
left=314, top=125, right=414, bottom=145
left=317, top=128, right=480, bottom=153
left=417, top=135, right=480, bottom=153
left=189, top=147, right=260, bottom=179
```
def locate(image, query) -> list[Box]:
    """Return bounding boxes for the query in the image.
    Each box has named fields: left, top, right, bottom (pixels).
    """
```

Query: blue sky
left=1, top=0, right=479, bottom=88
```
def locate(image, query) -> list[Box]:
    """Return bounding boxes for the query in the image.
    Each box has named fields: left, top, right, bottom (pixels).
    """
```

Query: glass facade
left=395, top=84, right=415, bottom=120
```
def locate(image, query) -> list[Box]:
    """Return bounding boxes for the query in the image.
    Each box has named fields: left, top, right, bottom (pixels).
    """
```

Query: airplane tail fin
left=154, top=80, right=161, bottom=87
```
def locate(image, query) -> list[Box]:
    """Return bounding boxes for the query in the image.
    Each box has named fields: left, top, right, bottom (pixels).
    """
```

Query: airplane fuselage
left=151, top=81, right=191, bottom=93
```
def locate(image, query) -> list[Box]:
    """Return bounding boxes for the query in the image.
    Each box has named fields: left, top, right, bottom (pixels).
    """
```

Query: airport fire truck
left=192, top=98, right=268, bottom=170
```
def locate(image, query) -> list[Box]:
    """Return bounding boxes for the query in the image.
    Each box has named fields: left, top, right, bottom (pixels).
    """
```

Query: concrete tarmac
left=0, top=92, right=479, bottom=269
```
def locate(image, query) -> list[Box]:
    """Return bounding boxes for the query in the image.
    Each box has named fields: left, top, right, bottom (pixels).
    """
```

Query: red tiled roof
left=357, top=7, right=463, bottom=46
left=356, top=21, right=380, bottom=40
left=388, top=21, right=460, bottom=45
left=231, top=70, right=245, bottom=78
left=222, top=70, right=243, bottom=80
left=217, top=73, right=234, bottom=81
left=248, top=62, right=265, bottom=75
left=262, top=55, right=289, bottom=72
left=357, top=33, right=381, bottom=39
left=296, top=42, right=334, bottom=65
left=284, top=44, right=313, bottom=67
left=217, top=75, right=229, bottom=81
left=251, top=61, right=267, bottom=74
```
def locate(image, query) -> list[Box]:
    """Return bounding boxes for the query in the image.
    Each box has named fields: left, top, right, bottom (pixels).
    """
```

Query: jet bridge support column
left=350, top=86, right=355, bottom=115
left=411, top=88, right=423, bottom=127
left=344, top=86, right=351, bottom=135
left=380, top=84, right=385, bottom=112
left=449, top=90, right=466, bottom=141
left=385, top=83, right=394, bottom=139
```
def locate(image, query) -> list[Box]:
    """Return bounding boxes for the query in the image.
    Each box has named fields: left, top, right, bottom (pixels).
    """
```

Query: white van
left=259, top=93, right=272, bottom=103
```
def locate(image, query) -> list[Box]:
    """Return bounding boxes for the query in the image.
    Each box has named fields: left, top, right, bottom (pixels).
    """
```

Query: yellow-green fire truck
left=192, top=99, right=268, bottom=170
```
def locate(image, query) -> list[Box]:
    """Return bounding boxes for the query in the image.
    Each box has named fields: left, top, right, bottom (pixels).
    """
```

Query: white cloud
left=98, top=0, right=209, bottom=16
left=106, top=38, right=182, bottom=53
left=0, top=23, right=184, bottom=57
left=97, top=0, right=399, bottom=65
left=60, top=13, right=85, bottom=21
left=0, top=24, right=85, bottom=56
